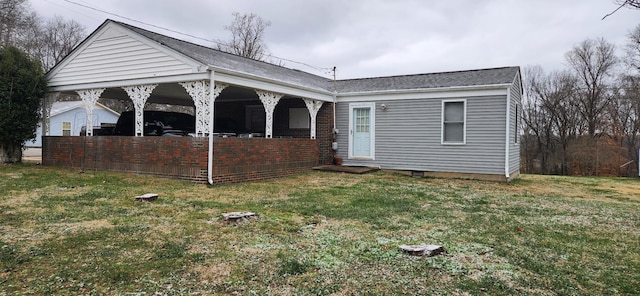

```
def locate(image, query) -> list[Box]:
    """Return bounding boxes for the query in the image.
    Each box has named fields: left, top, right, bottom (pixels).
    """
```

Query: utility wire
left=60, top=0, right=333, bottom=76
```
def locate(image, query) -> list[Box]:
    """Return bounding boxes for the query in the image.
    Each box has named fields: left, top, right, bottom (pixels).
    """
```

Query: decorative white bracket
left=303, top=98, right=324, bottom=139
left=122, top=84, right=157, bottom=137
left=42, top=92, right=59, bottom=136
left=180, top=81, right=208, bottom=136
left=76, top=88, right=105, bottom=136
left=213, top=83, right=228, bottom=99
left=256, top=90, right=283, bottom=138
left=180, top=81, right=228, bottom=136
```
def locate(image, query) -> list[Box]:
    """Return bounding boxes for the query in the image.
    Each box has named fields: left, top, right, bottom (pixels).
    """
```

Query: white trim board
left=337, top=87, right=508, bottom=102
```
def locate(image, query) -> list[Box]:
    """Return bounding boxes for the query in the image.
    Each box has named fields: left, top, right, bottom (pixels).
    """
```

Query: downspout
left=504, top=87, right=511, bottom=180
left=332, top=67, right=338, bottom=158
left=333, top=67, right=337, bottom=133
left=208, top=70, right=215, bottom=185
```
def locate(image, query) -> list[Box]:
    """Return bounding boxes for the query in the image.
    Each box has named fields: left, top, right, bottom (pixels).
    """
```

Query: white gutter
left=209, top=66, right=335, bottom=100
left=504, top=87, right=511, bottom=180
left=208, top=70, right=216, bottom=185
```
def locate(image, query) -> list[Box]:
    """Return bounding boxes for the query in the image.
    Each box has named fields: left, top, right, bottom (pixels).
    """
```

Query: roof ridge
left=335, top=66, right=519, bottom=82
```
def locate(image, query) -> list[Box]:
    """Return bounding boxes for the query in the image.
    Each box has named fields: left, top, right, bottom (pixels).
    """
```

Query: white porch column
left=180, top=81, right=208, bottom=136
left=122, top=84, right=157, bottom=137
left=303, top=98, right=324, bottom=139
left=180, top=81, right=228, bottom=136
left=42, top=92, right=59, bottom=136
left=256, top=90, right=283, bottom=138
left=76, top=88, right=105, bottom=136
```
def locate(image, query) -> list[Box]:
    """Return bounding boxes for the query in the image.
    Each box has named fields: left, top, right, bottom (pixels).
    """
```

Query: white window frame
left=348, top=102, right=376, bottom=160
left=441, top=99, right=466, bottom=145
left=62, top=121, right=72, bottom=136
left=514, top=103, right=519, bottom=144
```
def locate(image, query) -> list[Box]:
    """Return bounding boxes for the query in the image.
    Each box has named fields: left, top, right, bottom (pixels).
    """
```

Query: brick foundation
left=42, top=136, right=319, bottom=184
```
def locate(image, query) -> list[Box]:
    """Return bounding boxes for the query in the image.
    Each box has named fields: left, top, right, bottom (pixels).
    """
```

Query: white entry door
left=349, top=103, right=375, bottom=159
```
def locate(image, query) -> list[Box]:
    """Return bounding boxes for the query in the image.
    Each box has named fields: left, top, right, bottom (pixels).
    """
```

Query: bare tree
left=615, top=0, right=640, bottom=9
left=35, top=16, right=85, bottom=71
left=626, top=24, right=640, bottom=73
left=216, top=12, right=271, bottom=61
left=16, top=15, right=85, bottom=71
left=565, top=38, right=618, bottom=137
left=603, top=1, right=640, bottom=19
left=0, top=0, right=28, bottom=46
left=522, top=66, right=581, bottom=174
left=615, top=26, right=640, bottom=176
left=0, top=1, right=85, bottom=71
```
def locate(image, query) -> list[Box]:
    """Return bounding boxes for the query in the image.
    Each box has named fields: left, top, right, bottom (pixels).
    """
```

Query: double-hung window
left=62, top=121, right=72, bottom=136
left=441, top=99, right=466, bottom=144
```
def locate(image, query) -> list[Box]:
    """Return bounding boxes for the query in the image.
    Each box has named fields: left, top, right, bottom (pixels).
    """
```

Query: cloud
left=29, top=0, right=640, bottom=79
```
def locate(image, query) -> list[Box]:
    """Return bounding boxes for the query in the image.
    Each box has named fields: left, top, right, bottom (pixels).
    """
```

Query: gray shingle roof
left=114, top=20, right=519, bottom=95
left=116, top=21, right=333, bottom=93
left=334, top=67, right=521, bottom=93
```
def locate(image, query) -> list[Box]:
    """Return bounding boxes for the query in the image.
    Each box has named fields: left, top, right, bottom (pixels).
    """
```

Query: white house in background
left=26, top=101, right=119, bottom=147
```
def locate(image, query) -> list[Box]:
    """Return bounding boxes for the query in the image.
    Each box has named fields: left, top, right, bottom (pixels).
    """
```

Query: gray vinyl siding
left=509, top=74, right=522, bottom=175
left=336, top=95, right=507, bottom=175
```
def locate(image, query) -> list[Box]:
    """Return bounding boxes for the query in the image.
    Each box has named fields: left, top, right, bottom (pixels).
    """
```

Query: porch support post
left=42, top=92, right=59, bottom=136
left=303, top=98, right=324, bottom=139
left=180, top=81, right=228, bottom=137
left=256, top=90, right=283, bottom=138
left=180, top=81, right=207, bottom=136
left=122, top=84, right=157, bottom=137
left=76, top=88, right=105, bottom=136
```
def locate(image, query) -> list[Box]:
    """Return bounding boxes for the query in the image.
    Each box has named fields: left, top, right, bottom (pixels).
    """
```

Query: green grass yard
left=1, top=164, right=639, bottom=295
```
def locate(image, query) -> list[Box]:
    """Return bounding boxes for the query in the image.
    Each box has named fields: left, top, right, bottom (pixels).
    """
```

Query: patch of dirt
left=595, top=182, right=640, bottom=201
left=194, top=262, right=232, bottom=285
left=49, top=219, right=113, bottom=234
left=0, top=185, right=90, bottom=209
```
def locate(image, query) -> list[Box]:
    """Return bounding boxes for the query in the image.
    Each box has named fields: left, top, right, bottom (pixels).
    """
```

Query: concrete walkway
left=313, top=165, right=380, bottom=174
left=23, top=148, right=41, bottom=163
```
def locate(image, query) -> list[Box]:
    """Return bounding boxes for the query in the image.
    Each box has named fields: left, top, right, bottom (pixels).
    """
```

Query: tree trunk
left=0, top=144, right=23, bottom=163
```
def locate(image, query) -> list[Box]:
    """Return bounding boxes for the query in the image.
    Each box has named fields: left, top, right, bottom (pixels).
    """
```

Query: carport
left=43, top=19, right=335, bottom=184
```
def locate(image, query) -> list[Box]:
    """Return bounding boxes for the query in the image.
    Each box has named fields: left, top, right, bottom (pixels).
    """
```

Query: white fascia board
left=46, top=22, right=107, bottom=79
left=50, top=101, right=84, bottom=116
left=337, top=84, right=510, bottom=102
left=95, top=102, right=121, bottom=116
left=210, top=67, right=334, bottom=102
left=49, top=73, right=210, bottom=92
left=50, top=101, right=119, bottom=117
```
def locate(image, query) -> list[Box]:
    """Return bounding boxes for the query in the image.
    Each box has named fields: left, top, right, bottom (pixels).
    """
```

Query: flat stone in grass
left=399, top=244, right=446, bottom=257
left=222, top=212, right=257, bottom=223
left=135, top=193, right=158, bottom=202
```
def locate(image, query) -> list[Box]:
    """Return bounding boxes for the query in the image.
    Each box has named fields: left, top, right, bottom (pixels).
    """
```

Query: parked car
left=80, top=123, right=116, bottom=136
left=113, top=111, right=196, bottom=136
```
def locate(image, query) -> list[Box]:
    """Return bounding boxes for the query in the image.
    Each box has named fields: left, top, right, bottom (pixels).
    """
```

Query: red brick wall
left=42, top=136, right=319, bottom=184
left=272, top=98, right=334, bottom=165
left=211, top=138, right=318, bottom=183
left=316, top=102, right=335, bottom=165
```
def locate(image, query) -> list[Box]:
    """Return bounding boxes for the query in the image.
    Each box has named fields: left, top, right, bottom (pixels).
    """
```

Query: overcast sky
left=29, top=0, right=640, bottom=79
